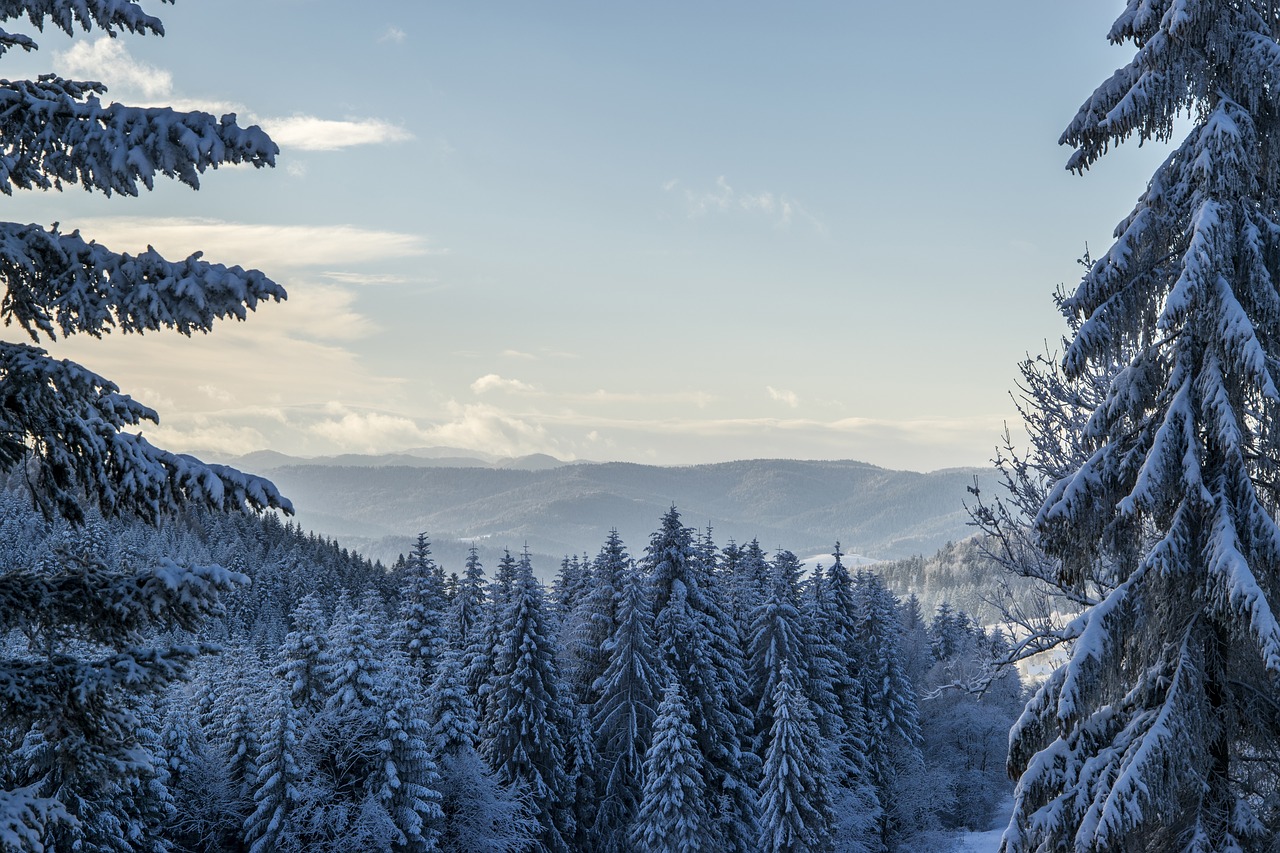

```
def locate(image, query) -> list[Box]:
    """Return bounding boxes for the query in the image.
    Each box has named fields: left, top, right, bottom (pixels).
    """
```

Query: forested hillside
left=0, top=486, right=1023, bottom=851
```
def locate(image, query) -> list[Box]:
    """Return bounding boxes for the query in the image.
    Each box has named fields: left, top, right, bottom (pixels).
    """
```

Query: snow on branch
left=0, top=221, right=286, bottom=340
left=0, top=75, right=276, bottom=196
left=0, top=342, right=292, bottom=522
left=0, top=556, right=247, bottom=642
left=0, top=784, right=74, bottom=851
left=0, top=27, right=34, bottom=57
left=0, top=0, right=167, bottom=43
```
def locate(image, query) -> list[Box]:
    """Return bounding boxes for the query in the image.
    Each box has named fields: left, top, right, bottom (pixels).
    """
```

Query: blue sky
left=8, top=0, right=1172, bottom=471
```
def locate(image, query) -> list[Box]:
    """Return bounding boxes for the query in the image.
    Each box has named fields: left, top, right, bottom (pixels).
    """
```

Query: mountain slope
left=244, top=457, right=995, bottom=566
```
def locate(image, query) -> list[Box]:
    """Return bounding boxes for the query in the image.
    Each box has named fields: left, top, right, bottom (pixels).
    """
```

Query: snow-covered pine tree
left=275, top=592, right=329, bottom=713
left=482, top=549, right=574, bottom=853
left=464, top=549, right=517, bottom=722
left=565, top=529, right=631, bottom=708
left=0, top=1, right=291, bottom=845
left=221, top=658, right=265, bottom=821
left=446, top=545, right=485, bottom=650
left=395, top=533, right=447, bottom=683
left=427, top=649, right=480, bottom=758
left=1006, top=3, right=1280, bottom=849
left=727, top=538, right=769, bottom=647
left=797, top=561, right=846, bottom=756
left=850, top=570, right=922, bottom=850
left=428, top=648, right=534, bottom=853
left=371, top=672, right=443, bottom=853
left=817, top=545, right=876, bottom=792
left=630, top=680, right=707, bottom=853
left=243, top=694, right=305, bottom=853
left=645, top=506, right=758, bottom=852
left=748, top=550, right=811, bottom=751
left=553, top=553, right=590, bottom=619
left=591, top=562, right=662, bottom=851
left=757, top=662, right=834, bottom=853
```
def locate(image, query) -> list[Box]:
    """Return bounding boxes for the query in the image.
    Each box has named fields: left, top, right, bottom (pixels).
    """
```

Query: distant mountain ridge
left=211, top=451, right=997, bottom=570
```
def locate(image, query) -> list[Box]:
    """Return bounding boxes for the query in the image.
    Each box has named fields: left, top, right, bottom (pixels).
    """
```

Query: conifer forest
left=7, top=0, right=1280, bottom=852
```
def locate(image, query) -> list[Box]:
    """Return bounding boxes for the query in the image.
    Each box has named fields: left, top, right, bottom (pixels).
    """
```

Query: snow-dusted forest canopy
left=0, top=489, right=1023, bottom=851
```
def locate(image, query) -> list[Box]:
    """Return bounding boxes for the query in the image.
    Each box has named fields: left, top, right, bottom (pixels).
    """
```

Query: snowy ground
left=947, top=799, right=1010, bottom=853
left=951, top=826, right=1003, bottom=852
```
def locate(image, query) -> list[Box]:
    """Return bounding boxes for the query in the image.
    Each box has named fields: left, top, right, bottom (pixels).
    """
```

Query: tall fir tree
left=591, top=564, right=662, bottom=852
left=645, top=506, right=758, bottom=852
left=748, top=550, right=811, bottom=750
left=447, top=545, right=486, bottom=650
left=428, top=648, right=533, bottom=853
left=1006, top=2, right=1280, bottom=849
left=243, top=694, right=305, bottom=853
left=757, top=663, right=835, bottom=853
left=395, top=533, right=447, bottom=683
left=483, top=549, right=574, bottom=853
left=274, top=592, right=329, bottom=714
left=565, top=529, right=631, bottom=708
left=851, top=570, right=922, bottom=851
left=630, top=681, right=707, bottom=853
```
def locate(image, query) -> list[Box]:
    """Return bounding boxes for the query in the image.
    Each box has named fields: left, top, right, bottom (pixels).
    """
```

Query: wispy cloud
left=198, top=384, right=236, bottom=404
left=379, top=26, right=407, bottom=44
left=767, top=386, right=800, bottom=408
left=75, top=217, right=436, bottom=271
left=321, top=271, right=411, bottom=287
left=665, top=176, right=826, bottom=234
left=58, top=37, right=172, bottom=98
left=571, top=389, right=716, bottom=406
left=260, top=116, right=413, bottom=152
left=471, top=374, right=538, bottom=395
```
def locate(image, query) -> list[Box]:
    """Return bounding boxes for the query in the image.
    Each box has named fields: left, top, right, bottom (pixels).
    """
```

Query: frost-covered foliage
left=1004, top=2, right=1280, bottom=850
left=645, top=506, right=759, bottom=852
left=0, top=23, right=288, bottom=523
left=0, top=4, right=291, bottom=847
left=630, top=681, right=707, bottom=853
left=483, top=549, right=574, bottom=852
left=394, top=533, right=448, bottom=683
left=757, top=662, right=834, bottom=853
left=0, top=489, right=1028, bottom=853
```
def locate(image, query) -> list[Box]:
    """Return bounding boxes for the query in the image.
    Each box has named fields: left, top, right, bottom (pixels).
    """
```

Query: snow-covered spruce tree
left=371, top=670, right=444, bottom=853
left=850, top=570, right=921, bottom=850
left=464, top=549, right=518, bottom=721
left=0, top=1, right=290, bottom=846
left=757, top=662, right=834, bottom=853
left=446, top=545, right=485, bottom=650
left=816, top=547, right=878, bottom=808
left=243, top=693, right=305, bottom=853
left=1005, top=3, right=1280, bottom=850
left=274, top=592, right=329, bottom=714
left=591, top=563, right=662, bottom=851
left=482, top=549, right=574, bottom=853
left=747, top=550, right=811, bottom=751
left=630, top=680, right=707, bottom=853
left=395, top=532, right=447, bottom=683
left=565, top=529, right=630, bottom=708
left=645, top=506, right=758, bottom=851
left=427, top=649, right=534, bottom=853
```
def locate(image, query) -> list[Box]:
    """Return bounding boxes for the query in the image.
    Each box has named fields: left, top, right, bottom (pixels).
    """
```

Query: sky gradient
left=4, top=0, right=1172, bottom=471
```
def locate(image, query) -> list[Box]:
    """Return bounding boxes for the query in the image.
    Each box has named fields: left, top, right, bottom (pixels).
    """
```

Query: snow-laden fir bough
left=1006, top=1, right=1280, bottom=849
left=0, top=1, right=291, bottom=849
